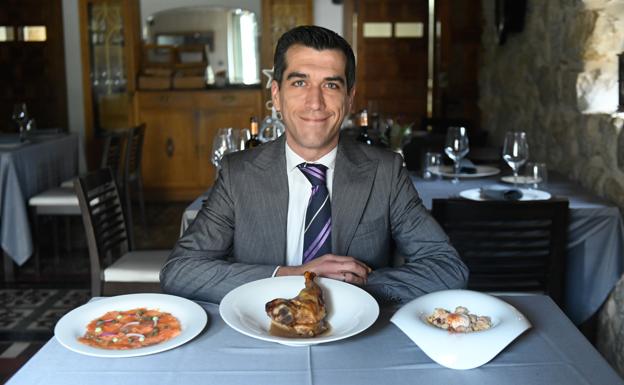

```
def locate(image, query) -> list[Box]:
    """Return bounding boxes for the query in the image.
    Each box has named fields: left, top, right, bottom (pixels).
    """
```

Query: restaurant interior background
left=2, top=0, right=624, bottom=382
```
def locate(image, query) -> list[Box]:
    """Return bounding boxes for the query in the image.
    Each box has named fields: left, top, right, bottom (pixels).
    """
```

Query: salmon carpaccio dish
left=78, top=308, right=181, bottom=350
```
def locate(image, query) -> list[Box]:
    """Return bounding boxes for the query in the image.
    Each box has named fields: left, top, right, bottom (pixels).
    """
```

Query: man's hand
left=276, top=254, right=372, bottom=285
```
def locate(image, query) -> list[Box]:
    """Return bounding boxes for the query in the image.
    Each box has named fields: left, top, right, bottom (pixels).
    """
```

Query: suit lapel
left=247, top=136, right=289, bottom=264
left=332, top=138, right=378, bottom=256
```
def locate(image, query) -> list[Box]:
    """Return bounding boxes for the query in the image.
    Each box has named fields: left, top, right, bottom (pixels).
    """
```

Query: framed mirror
left=144, top=5, right=260, bottom=86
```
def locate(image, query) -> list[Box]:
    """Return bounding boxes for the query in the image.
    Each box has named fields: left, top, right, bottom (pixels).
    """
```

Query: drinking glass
left=444, top=126, right=470, bottom=184
left=233, top=128, right=251, bottom=151
left=502, top=131, right=529, bottom=187
left=211, top=134, right=232, bottom=172
left=423, top=152, right=442, bottom=180
left=525, top=162, right=548, bottom=190
left=12, top=103, right=29, bottom=141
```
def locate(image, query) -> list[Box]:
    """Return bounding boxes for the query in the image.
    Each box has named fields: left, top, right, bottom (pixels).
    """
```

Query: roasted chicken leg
left=265, top=271, right=328, bottom=337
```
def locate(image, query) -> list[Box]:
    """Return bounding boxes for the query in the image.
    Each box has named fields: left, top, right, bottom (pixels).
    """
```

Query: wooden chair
left=122, top=124, right=148, bottom=249
left=74, top=168, right=168, bottom=297
left=431, top=198, right=568, bottom=306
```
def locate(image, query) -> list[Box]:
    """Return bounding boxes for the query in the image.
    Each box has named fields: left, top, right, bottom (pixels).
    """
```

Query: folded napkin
left=459, top=158, right=477, bottom=174
left=480, top=185, right=523, bottom=201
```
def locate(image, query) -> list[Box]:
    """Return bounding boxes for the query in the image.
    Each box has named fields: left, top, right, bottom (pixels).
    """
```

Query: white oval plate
left=500, top=175, right=541, bottom=185
left=220, top=276, right=379, bottom=346
left=54, top=293, right=207, bottom=358
left=430, top=165, right=500, bottom=178
left=391, top=290, right=531, bottom=370
left=459, top=187, right=551, bottom=201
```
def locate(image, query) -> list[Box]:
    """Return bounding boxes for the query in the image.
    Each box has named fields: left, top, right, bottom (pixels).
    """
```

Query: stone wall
left=479, top=0, right=624, bottom=208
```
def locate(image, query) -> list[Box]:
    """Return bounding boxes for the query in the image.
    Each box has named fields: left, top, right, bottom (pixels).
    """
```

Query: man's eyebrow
left=324, top=76, right=345, bottom=85
left=286, top=72, right=308, bottom=80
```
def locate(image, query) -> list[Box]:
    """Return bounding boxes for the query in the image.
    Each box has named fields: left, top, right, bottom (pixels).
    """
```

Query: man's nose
left=305, top=86, right=324, bottom=110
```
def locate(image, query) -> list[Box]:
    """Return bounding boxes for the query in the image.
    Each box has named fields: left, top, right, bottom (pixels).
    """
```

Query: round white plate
left=219, top=276, right=379, bottom=346
left=54, top=293, right=207, bottom=358
left=391, top=290, right=531, bottom=370
left=430, top=165, right=500, bottom=178
left=500, top=175, right=541, bottom=185
left=459, top=187, right=551, bottom=201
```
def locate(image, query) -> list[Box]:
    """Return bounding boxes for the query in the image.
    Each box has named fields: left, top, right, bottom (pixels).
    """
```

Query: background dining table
left=5, top=294, right=623, bottom=385
left=180, top=170, right=624, bottom=326
left=0, top=132, right=79, bottom=278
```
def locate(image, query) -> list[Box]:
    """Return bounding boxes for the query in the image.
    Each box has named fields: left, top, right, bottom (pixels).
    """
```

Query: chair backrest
left=124, top=123, right=145, bottom=183
left=74, top=168, right=130, bottom=296
left=431, top=198, right=568, bottom=305
left=100, top=131, right=127, bottom=186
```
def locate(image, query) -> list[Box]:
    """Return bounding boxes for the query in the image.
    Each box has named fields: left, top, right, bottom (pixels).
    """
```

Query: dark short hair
left=273, top=25, right=356, bottom=92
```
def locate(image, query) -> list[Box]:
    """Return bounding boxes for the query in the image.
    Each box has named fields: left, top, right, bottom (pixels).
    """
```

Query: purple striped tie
left=297, top=163, right=331, bottom=263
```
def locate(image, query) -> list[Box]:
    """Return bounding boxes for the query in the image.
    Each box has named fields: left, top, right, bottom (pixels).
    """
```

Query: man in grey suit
left=161, top=25, right=468, bottom=304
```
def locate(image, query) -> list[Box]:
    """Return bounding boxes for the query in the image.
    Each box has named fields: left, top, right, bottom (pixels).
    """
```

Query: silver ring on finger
left=342, top=272, right=346, bottom=282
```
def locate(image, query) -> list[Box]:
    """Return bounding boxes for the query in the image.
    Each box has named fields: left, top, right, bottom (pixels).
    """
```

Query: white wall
left=314, top=0, right=343, bottom=36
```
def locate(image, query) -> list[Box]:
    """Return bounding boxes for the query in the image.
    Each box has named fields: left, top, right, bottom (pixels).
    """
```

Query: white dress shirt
left=273, top=142, right=336, bottom=274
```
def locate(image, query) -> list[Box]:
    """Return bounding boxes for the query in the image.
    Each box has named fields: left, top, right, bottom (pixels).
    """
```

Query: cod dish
left=427, top=306, right=492, bottom=333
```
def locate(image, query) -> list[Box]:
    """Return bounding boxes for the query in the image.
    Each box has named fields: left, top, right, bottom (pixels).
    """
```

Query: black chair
left=122, top=124, right=148, bottom=249
left=74, top=168, right=168, bottom=297
left=431, top=198, right=568, bottom=306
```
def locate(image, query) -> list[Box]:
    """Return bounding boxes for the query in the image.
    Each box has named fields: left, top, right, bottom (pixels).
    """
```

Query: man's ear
left=271, top=80, right=281, bottom=111
left=347, top=84, right=356, bottom=111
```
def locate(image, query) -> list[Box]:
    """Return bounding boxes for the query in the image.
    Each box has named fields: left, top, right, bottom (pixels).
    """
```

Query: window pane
left=21, top=26, right=47, bottom=42
left=0, top=26, right=15, bottom=41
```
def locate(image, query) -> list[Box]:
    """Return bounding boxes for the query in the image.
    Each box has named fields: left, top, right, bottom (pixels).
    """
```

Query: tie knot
left=297, top=163, right=327, bottom=186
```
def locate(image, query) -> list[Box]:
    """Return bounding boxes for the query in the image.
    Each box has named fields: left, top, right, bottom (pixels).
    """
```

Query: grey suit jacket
left=161, top=134, right=468, bottom=303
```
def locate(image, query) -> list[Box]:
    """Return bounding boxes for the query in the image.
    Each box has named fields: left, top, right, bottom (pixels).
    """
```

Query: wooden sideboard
left=136, top=89, right=263, bottom=200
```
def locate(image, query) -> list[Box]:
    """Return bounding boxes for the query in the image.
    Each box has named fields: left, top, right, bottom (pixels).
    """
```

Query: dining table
left=180, top=169, right=624, bottom=326
left=0, top=132, right=79, bottom=278
left=5, top=294, right=623, bottom=385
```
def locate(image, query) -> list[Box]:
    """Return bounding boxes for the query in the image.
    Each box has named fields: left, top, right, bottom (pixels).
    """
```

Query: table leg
left=3, top=252, right=15, bottom=283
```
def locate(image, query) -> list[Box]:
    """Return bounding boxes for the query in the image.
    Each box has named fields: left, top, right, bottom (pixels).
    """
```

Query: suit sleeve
left=364, top=155, right=469, bottom=303
left=159, top=156, right=277, bottom=303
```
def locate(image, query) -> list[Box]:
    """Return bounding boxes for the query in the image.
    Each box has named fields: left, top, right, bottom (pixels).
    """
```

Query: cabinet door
left=198, top=109, right=258, bottom=185
left=141, top=109, right=200, bottom=192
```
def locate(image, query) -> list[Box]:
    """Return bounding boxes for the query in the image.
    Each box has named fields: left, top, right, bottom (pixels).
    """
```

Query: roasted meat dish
left=265, top=271, right=328, bottom=337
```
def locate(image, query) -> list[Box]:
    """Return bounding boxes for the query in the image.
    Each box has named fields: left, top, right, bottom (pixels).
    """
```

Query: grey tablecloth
left=180, top=172, right=624, bottom=325
left=6, top=295, right=623, bottom=385
left=410, top=172, right=624, bottom=325
left=0, top=133, right=78, bottom=265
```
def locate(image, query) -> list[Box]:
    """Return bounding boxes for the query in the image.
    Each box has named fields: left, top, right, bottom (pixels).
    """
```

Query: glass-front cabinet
left=79, top=0, right=140, bottom=166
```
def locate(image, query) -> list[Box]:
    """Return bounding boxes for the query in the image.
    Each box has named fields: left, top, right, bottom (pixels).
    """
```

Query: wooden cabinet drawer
left=138, top=92, right=194, bottom=108
left=197, top=91, right=261, bottom=109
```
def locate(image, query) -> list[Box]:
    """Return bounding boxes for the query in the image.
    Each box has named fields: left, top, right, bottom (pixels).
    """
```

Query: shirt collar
left=285, top=141, right=337, bottom=173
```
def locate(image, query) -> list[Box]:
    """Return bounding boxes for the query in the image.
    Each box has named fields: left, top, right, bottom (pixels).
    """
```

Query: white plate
left=459, top=187, right=551, bottom=201
left=391, top=290, right=531, bottom=370
left=430, top=165, right=500, bottom=178
left=500, top=175, right=541, bottom=185
left=54, top=293, right=207, bottom=358
left=219, top=276, right=379, bottom=346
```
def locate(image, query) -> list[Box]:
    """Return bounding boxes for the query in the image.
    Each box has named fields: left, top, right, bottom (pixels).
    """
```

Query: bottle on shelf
left=245, top=116, right=262, bottom=148
left=357, top=109, right=374, bottom=145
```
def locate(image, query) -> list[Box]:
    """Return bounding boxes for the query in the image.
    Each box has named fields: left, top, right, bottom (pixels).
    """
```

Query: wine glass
left=211, top=134, right=232, bottom=173
left=12, top=103, right=29, bottom=141
left=444, top=126, right=470, bottom=184
left=502, top=131, right=529, bottom=187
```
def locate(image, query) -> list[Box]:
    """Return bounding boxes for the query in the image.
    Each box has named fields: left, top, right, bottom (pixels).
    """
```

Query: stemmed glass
left=211, top=134, right=233, bottom=173
left=12, top=103, right=29, bottom=141
left=444, top=126, right=470, bottom=184
left=502, top=131, right=529, bottom=187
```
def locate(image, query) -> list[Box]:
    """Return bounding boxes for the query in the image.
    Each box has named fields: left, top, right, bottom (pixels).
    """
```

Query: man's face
left=272, top=45, right=354, bottom=160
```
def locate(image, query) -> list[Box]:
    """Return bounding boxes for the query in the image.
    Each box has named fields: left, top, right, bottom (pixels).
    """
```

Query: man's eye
left=325, top=82, right=340, bottom=89
left=292, top=80, right=305, bottom=87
